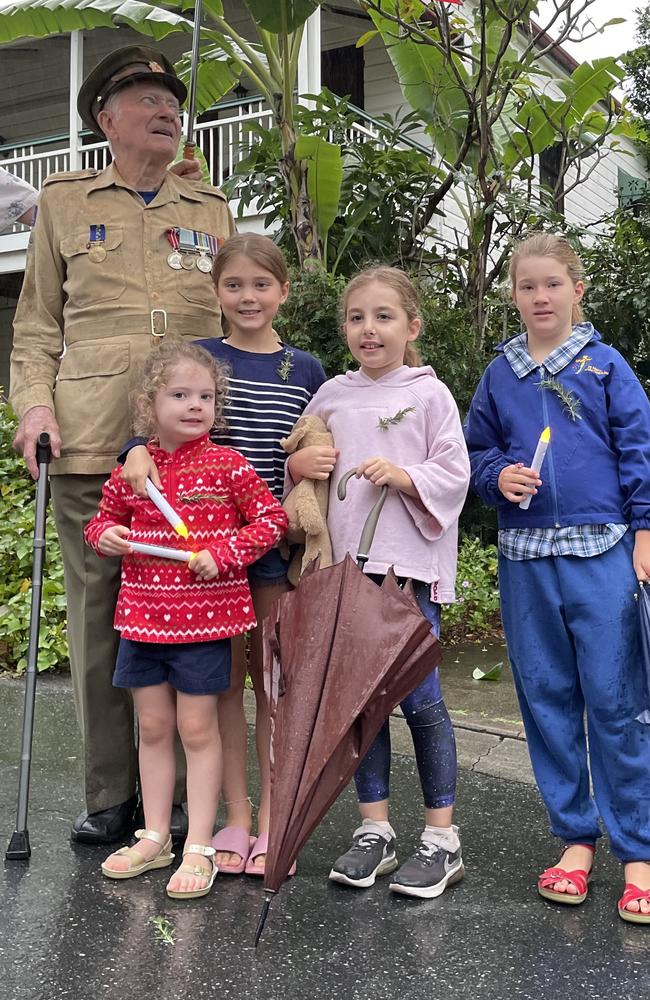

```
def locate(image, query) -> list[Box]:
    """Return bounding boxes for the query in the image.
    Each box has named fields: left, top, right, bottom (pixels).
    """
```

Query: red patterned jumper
left=84, top=434, right=288, bottom=643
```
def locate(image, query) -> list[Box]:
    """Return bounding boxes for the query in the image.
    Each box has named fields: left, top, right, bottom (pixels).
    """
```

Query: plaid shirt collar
left=501, top=323, right=595, bottom=380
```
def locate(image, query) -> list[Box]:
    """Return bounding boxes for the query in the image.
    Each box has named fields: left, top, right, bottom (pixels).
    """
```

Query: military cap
left=77, top=45, right=187, bottom=137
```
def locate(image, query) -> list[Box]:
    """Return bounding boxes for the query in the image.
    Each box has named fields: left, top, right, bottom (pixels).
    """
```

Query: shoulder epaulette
left=43, top=169, right=100, bottom=186
left=186, top=180, right=227, bottom=201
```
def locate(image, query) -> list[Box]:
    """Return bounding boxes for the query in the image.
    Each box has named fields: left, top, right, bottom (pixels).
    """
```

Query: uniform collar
left=502, top=323, right=596, bottom=379
left=147, top=433, right=211, bottom=464
left=87, top=161, right=204, bottom=205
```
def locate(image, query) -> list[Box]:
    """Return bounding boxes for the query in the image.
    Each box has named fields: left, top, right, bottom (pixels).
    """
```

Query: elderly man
left=10, top=46, right=235, bottom=844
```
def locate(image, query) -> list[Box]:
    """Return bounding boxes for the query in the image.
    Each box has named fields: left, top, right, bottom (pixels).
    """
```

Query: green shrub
left=442, top=536, right=502, bottom=643
left=0, top=399, right=68, bottom=673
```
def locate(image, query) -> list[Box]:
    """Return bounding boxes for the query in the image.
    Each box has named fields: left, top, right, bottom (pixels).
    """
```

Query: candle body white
left=519, top=440, right=550, bottom=510
left=130, top=542, right=192, bottom=562
left=145, top=479, right=188, bottom=537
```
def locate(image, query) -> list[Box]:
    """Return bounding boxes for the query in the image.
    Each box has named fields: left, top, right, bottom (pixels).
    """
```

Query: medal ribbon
left=88, top=224, right=105, bottom=246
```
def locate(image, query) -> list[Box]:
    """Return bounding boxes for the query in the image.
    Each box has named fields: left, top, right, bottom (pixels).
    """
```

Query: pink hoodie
left=290, top=365, right=470, bottom=603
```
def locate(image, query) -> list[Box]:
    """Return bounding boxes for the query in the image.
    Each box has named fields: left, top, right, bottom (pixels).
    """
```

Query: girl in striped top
left=122, top=235, right=328, bottom=876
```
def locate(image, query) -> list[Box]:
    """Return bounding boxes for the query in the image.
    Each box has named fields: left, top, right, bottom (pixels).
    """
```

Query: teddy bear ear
left=281, top=418, right=307, bottom=454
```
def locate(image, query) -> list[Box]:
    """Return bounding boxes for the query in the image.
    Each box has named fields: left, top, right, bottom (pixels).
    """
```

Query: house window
left=321, top=45, right=364, bottom=109
left=539, top=145, right=565, bottom=215
left=618, top=168, right=647, bottom=214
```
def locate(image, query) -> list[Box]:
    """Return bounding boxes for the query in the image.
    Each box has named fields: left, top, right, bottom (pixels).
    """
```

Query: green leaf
left=0, top=0, right=195, bottom=43
left=176, top=42, right=241, bottom=112
left=243, top=0, right=322, bottom=34
left=472, top=662, right=503, bottom=682
left=356, top=29, right=378, bottom=48
left=294, top=133, right=342, bottom=238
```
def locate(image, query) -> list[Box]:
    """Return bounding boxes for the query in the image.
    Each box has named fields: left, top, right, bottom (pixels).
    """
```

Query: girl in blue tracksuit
left=464, top=233, right=650, bottom=924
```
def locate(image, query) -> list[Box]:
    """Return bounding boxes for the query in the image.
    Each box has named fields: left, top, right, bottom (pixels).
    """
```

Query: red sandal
left=618, top=883, right=650, bottom=924
left=537, top=844, right=595, bottom=906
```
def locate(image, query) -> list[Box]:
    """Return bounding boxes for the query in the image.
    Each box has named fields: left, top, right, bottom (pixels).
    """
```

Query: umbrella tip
left=254, top=890, right=276, bottom=948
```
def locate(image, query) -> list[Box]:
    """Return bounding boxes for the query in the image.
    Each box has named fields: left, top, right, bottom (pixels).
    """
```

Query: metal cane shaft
left=184, top=0, right=203, bottom=152
left=14, top=443, right=49, bottom=832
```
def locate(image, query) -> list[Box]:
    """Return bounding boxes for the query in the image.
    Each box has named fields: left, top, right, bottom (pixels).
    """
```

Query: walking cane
left=6, top=432, right=52, bottom=861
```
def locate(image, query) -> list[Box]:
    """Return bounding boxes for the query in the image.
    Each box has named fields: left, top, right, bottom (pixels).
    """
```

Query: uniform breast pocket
left=60, top=228, right=126, bottom=306
left=175, top=262, right=219, bottom=307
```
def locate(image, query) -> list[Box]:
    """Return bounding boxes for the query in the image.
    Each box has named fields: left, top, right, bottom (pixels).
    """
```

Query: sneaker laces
left=351, top=832, right=385, bottom=854
left=412, top=841, right=443, bottom=867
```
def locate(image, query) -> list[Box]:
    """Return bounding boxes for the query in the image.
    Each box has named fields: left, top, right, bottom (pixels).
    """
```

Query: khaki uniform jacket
left=10, top=162, right=235, bottom=475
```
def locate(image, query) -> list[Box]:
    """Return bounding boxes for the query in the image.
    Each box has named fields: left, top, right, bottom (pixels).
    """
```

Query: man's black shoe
left=70, top=795, right=138, bottom=845
left=170, top=804, right=188, bottom=843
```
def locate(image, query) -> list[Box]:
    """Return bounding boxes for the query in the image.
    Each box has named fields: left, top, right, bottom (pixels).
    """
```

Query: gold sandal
left=101, top=828, right=174, bottom=880
left=166, top=843, right=217, bottom=900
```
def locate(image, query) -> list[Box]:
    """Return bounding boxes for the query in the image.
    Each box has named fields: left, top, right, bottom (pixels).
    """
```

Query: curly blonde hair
left=341, top=266, right=423, bottom=367
left=131, top=338, right=229, bottom=439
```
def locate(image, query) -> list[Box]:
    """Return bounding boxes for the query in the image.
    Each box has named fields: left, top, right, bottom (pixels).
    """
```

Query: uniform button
left=152, top=293, right=159, bottom=301
left=555, top=523, right=560, bottom=528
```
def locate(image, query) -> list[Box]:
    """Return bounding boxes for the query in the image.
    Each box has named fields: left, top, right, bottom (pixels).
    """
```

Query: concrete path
left=2, top=672, right=649, bottom=1000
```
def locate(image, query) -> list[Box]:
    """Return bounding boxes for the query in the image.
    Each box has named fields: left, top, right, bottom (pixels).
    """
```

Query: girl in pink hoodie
left=287, top=266, right=470, bottom=898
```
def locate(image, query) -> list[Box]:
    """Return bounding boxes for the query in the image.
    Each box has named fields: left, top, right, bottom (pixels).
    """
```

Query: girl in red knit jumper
left=84, top=340, right=287, bottom=900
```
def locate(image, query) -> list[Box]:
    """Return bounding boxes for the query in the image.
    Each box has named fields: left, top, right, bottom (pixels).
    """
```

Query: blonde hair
left=131, top=338, right=229, bottom=438
left=509, top=233, right=585, bottom=325
left=341, top=266, right=423, bottom=367
left=212, top=233, right=289, bottom=286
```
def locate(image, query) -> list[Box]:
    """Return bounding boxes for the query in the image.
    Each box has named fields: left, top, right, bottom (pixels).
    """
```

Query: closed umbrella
left=255, top=475, right=441, bottom=943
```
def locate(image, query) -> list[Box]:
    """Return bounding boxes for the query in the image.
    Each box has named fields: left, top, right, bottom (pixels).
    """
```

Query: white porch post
left=69, top=30, right=84, bottom=170
left=297, top=9, right=321, bottom=103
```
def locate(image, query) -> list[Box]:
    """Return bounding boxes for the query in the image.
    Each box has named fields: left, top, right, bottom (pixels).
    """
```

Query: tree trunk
left=278, top=118, right=322, bottom=266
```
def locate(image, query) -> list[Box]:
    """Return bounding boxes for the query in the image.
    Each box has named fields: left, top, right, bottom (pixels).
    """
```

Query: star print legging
left=353, top=579, right=457, bottom=809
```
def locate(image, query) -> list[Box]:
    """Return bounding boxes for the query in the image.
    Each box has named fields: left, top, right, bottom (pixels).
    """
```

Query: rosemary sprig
left=150, top=916, right=175, bottom=946
left=277, top=349, right=295, bottom=382
left=538, top=376, right=582, bottom=421
left=378, top=406, right=416, bottom=431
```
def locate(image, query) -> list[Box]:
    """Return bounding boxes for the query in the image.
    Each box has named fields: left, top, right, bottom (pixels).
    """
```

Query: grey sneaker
left=389, top=840, right=464, bottom=898
left=329, top=825, right=398, bottom=888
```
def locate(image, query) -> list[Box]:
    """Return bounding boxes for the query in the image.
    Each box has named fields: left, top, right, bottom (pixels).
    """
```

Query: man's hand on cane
left=13, top=405, right=62, bottom=479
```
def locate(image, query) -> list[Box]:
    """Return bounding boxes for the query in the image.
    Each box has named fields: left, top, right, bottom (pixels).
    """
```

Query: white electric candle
left=146, top=479, right=189, bottom=538
left=519, top=426, right=551, bottom=511
left=130, top=542, right=193, bottom=562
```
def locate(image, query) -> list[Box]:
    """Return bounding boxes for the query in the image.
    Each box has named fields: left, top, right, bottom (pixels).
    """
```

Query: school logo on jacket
left=573, top=354, right=608, bottom=376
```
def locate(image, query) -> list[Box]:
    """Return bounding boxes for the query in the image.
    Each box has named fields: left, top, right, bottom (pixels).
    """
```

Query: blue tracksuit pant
left=499, top=533, right=650, bottom=862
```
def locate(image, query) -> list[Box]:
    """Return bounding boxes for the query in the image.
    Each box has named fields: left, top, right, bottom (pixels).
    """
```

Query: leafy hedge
left=0, top=398, right=68, bottom=674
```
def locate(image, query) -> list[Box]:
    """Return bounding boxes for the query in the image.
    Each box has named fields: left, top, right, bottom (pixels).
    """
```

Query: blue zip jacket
left=464, top=327, right=650, bottom=531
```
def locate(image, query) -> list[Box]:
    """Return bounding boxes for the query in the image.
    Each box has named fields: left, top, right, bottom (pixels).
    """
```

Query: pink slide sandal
left=245, top=832, right=297, bottom=877
left=211, top=826, right=254, bottom=875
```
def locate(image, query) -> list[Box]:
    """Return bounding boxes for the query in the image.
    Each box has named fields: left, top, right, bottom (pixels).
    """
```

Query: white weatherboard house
left=0, top=1, right=646, bottom=389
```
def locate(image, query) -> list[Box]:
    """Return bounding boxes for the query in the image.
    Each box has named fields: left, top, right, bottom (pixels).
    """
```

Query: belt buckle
left=151, top=309, right=167, bottom=338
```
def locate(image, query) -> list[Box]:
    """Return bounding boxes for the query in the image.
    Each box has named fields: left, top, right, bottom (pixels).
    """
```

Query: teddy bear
left=280, top=414, right=334, bottom=585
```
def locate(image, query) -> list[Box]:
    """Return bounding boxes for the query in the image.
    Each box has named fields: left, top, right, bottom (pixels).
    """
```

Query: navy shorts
left=248, top=545, right=290, bottom=584
left=114, top=638, right=232, bottom=695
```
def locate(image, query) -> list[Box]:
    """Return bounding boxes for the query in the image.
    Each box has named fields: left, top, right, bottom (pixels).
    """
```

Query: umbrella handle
left=337, top=469, right=389, bottom=570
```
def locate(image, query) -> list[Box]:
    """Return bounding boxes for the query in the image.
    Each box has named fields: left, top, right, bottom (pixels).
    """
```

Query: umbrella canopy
left=637, top=583, right=650, bottom=725
left=256, top=554, right=441, bottom=942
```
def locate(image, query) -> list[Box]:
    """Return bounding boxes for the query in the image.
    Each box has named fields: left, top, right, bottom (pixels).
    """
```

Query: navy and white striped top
left=196, top=338, right=327, bottom=500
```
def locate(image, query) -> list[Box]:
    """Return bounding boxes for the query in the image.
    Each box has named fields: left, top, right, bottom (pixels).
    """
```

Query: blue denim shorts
left=114, top=638, right=232, bottom=695
left=248, top=545, right=290, bottom=584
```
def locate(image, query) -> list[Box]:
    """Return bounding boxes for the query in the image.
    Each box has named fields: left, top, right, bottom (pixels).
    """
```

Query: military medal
left=166, top=228, right=184, bottom=270
left=180, top=255, right=196, bottom=270
left=197, top=253, right=212, bottom=273
left=87, top=224, right=107, bottom=263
